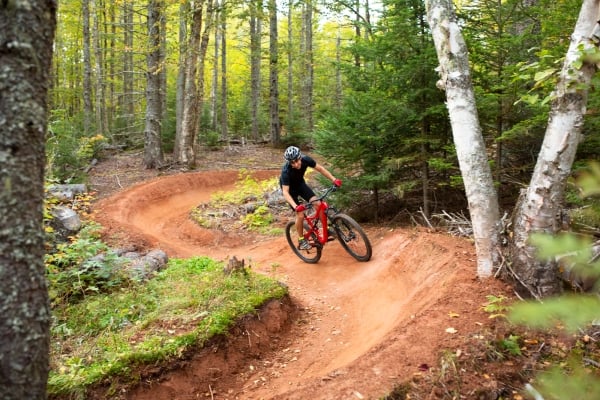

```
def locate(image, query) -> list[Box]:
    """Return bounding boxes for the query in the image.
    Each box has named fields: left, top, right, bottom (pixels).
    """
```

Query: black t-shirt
left=279, top=155, right=317, bottom=188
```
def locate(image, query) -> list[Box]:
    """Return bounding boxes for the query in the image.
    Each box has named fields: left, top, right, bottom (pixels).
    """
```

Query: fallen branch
left=431, top=210, right=473, bottom=237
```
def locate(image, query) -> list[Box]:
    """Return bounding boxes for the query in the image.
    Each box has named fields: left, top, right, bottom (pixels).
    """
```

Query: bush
left=45, top=222, right=131, bottom=307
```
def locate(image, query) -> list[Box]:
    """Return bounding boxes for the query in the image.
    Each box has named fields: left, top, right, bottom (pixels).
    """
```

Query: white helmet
left=284, top=146, right=301, bottom=161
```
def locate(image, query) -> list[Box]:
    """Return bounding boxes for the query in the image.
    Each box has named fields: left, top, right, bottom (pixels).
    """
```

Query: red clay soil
left=89, top=147, right=516, bottom=400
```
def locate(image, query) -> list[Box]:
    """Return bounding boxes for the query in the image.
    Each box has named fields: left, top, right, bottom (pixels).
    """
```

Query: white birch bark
left=175, top=0, right=203, bottom=167
left=511, top=0, right=600, bottom=297
left=425, top=0, right=500, bottom=278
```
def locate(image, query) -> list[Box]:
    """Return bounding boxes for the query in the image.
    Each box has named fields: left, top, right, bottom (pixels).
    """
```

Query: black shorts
left=288, top=182, right=316, bottom=210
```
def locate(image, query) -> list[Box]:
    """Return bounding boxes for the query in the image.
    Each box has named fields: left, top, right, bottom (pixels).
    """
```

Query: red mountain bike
left=285, top=185, right=372, bottom=263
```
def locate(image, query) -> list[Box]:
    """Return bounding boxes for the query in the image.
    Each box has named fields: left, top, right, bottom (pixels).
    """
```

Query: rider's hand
left=333, top=179, right=342, bottom=188
left=295, top=204, right=306, bottom=213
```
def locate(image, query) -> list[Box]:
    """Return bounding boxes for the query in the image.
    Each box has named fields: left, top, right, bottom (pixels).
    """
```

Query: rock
left=47, top=183, right=87, bottom=201
left=51, top=206, right=82, bottom=232
left=128, top=249, right=169, bottom=280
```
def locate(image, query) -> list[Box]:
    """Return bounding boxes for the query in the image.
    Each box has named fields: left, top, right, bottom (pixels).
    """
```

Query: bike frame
left=302, top=186, right=337, bottom=246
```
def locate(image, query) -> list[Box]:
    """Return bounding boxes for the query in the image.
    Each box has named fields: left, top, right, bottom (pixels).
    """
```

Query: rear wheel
left=331, top=214, right=372, bottom=261
left=285, top=221, right=322, bottom=263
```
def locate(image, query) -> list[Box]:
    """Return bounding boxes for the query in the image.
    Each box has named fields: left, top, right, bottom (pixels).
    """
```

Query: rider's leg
left=296, top=196, right=318, bottom=239
left=295, top=211, right=303, bottom=238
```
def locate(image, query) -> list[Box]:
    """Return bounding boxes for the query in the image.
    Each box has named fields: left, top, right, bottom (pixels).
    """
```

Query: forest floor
left=86, top=144, right=567, bottom=400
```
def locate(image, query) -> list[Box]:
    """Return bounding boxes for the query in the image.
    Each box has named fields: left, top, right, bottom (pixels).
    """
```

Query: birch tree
left=175, top=0, right=203, bottom=167
left=426, top=0, right=600, bottom=292
left=0, top=0, right=56, bottom=397
left=176, top=0, right=189, bottom=142
left=425, top=0, right=501, bottom=278
left=510, top=0, right=600, bottom=297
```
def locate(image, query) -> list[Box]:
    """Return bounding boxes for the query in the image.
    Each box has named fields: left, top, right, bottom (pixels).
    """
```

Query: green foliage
left=45, top=222, right=131, bottom=306
left=313, top=0, right=453, bottom=214
left=509, top=162, right=600, bottom=399
left=199, top=129, right=221, bottom=149
left=192, top=170, right=280, bottom=234
left=48, top=256, right=287, bottom=397
left=210, top=169, right=275, bottom=206
left=577, top=161, right=600, bottom=199
left=47, top=111, right=108, bottom=182
left=242, top=204, right=274, bottom=232
left=498, top=334, right=522, bottom=357
left=509, top=295, right=600, bottom=333
left=482, top=294, right=511, bottom=319
left=530, top=361, right=600, bottom=400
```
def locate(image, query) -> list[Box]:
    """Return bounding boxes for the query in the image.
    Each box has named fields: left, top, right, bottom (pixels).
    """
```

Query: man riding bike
left=279, top=146, right=342, bottom=250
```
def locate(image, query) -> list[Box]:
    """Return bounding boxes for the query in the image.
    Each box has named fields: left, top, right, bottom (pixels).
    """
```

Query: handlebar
left=303, top=185, right=338, bottom=209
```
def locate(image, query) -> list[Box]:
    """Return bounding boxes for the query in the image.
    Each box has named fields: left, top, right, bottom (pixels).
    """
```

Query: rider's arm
left=314, top=163, right=337, bottom=184
left=281, top=184, right=298, bottom=209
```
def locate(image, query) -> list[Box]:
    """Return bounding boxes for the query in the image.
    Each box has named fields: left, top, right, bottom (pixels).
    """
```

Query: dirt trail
left=93, top=168, right=509, bottom=400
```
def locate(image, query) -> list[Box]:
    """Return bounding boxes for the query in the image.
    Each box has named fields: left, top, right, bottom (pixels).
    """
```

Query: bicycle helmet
left=283, top=146, right=301, bottom=161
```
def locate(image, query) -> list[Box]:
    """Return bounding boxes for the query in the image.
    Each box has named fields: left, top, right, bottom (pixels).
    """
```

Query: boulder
left=129, top=249, right=169, bottom=280
left=47, top=183, right=87, bottom=201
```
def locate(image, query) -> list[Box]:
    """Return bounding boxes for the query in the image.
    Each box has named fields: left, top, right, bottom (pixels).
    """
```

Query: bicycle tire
left=285, top=221, right=322, bottom=263
left=331, top=213, right=372, bottom=262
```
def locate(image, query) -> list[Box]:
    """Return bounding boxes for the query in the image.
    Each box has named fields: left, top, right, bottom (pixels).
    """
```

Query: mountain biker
left=280, top=145, right=342, bottom=250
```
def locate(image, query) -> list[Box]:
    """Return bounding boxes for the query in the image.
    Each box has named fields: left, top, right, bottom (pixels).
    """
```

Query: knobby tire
left=285, top=220, right=322, bottom=263
left=331, top=213, right=372, bottom=261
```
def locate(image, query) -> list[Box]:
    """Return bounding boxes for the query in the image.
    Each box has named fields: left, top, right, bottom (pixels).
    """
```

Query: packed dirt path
left=91, top=149, right=512, bottom=400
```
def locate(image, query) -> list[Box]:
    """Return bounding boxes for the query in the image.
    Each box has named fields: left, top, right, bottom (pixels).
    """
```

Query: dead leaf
left=445, top=327, right=457, bottom=334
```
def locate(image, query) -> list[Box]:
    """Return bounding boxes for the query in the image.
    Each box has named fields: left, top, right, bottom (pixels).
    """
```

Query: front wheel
left=285, top=221, right=322, bottom=263
left=331, top=214, right=372, bottom=262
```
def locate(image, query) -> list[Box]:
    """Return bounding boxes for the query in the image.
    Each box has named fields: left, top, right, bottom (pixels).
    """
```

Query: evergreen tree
left=315, top=0, right=448, bottom=220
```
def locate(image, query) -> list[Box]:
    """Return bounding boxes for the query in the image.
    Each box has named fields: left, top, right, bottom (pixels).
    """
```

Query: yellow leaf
left=448, top=312, right=460, bottom=318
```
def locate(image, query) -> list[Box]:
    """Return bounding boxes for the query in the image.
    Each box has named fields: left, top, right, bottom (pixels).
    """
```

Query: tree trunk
left=144, top=0, right=165, bottom=168
left=160, top=7, right=167, bottom=123
left=426, top=0, right=501, bottom=278
left=220, top=12, right=228, bottom=140
left=122, top=0, right=135, bottom=142
left=176, top=0, right=189, bottom=144
left=335, top=28, right=342, bottom=110
left=250, top=0, right=262, bottom=141
left=195, top=0, right=215, bottom=154
left=287, top=0, right=294, bottom=123
left=107, top=3, right=117, bottom=131
left=92, top=0, right=106, bottom=136
left=211, top=1, right=220, bottom=132
left=510, top=0, right=600, bottom=298
left=0, top=1, right=56, bottom=398
left=421, top=125, right=430, bottom=219
left=175, top=0, right=204, bottom=167
left=353, top=0, right=361, bottom=67
left=269, top=0, right=281, bottom=145
left=83, top=0, right=93, bottom=134
left=303, top=0, right=314, bottom=131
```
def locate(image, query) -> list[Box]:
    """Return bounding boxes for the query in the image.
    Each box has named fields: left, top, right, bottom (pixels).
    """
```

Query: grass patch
left=191, top=169, right=283, bottom=234
left=49, top=256, right=287, bottom=398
